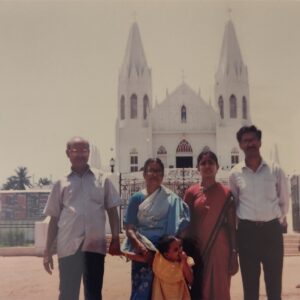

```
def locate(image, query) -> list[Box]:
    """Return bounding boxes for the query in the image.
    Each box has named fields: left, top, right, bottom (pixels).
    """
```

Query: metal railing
left=0, top=221, right=34, bottom=246
left=119, top=167, right=229, bottom=206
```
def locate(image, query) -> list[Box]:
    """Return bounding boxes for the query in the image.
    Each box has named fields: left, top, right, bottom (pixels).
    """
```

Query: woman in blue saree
left=124, top=158, right=190, bottom=300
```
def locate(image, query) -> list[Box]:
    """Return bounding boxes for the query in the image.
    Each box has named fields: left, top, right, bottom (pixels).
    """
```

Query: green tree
left=38, top=177, right=52, bottom=186
left=2, top=167, right=32, bottom=190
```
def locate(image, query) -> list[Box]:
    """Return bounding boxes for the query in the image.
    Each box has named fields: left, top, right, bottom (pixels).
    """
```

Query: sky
left=0, top=0, right=300, bottom=185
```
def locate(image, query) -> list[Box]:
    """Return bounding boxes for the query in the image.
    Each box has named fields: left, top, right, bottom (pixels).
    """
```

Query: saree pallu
left=124, top=186, right=190, bottom=300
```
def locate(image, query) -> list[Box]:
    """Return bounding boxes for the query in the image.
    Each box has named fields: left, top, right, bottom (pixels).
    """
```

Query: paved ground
left=1, top=255, right=300, bottom=299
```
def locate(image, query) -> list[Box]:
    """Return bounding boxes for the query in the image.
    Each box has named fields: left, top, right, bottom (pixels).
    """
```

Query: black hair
left=236, top=125, right=262, bottom=143
left=197, top=150, right=219, bottom=167
left=156, top=235, right=177, bottom=254
left=143, top=158, right=164, bottom=175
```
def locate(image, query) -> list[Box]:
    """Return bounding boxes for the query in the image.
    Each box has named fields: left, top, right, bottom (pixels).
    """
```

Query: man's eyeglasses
left=240, top=137, right=258, bottom=145
left=69, top=148, right=89, bottom=154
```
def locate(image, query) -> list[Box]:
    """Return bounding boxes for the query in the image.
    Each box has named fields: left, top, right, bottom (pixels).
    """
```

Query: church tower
left=116, top=22, right=153, bottom=173
left=215, top=19, right=251, bottom=170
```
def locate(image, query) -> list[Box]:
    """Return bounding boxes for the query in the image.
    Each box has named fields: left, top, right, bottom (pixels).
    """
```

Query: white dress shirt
left=229, top=159, right=289, bottom=222
left=43, top=169, right=121, bottom=258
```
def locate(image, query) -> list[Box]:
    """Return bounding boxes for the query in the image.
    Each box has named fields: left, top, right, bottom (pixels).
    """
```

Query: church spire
left=216, top=19, right=246, bottom=80
left=215, top=18, right=251, bottom=170
left=116, top=21, right=152, bottom=173
left=120, top=22, right=148, bottom=78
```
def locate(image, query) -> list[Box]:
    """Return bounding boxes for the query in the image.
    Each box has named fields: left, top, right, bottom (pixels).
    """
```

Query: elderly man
left=43, top=137, right=121, bottom=300
left=229, top=125, right=289, bottom=300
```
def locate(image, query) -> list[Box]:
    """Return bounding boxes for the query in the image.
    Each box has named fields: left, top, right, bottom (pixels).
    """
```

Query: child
left=152, top=235, right=194, bottom=300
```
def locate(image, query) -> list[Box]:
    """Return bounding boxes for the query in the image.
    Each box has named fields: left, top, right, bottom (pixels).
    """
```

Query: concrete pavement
left=1, top=254, right=300, bottom=299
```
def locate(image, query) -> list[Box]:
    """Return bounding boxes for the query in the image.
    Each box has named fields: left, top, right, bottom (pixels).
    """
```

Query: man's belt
left=239, top=218, right=278, bottom=227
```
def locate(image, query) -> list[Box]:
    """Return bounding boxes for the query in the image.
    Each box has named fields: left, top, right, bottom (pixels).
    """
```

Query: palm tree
left=2, top=167, right=32, bottom=190
left=38, top=177, right=52, bottom=187
left=2, top=176, right=18, bottom=190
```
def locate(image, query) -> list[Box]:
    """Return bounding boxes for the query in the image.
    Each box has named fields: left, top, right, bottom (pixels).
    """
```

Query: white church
left=115, top=19, right=251, bottom=173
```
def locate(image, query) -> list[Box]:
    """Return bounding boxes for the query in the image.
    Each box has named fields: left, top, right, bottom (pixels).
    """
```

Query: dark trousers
left=58, top=248, right=105, bottom=300
left=237, top=219, right=283, bottom=300
left=190, top=262, right=203, bottom=300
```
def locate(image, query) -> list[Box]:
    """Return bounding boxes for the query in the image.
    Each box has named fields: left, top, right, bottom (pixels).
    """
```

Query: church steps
left=283, top=234, right=300, bottom=256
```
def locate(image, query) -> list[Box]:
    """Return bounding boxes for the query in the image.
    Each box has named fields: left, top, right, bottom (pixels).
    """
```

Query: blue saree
left=123, top=186, right=190, bottom=300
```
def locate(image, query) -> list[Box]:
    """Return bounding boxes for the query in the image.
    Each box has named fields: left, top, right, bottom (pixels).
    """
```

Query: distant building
left=0, top=190, right=50, bottom=221
left=115, top=19, right=251, bottom=173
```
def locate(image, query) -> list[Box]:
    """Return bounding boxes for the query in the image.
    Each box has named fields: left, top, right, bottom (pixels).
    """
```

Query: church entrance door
left=176, top=156, right=193, bottom=168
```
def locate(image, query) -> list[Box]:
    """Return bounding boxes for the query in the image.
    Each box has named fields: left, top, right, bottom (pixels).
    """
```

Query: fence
left=0, top=169, right=230, bottom=246
left=291, top=175, right=300, bottom=232
left=119, top=167, right=229, bottom=212
left=0, top=221, right=35, bottom=246
left=119, top=168, right=198, bottom=204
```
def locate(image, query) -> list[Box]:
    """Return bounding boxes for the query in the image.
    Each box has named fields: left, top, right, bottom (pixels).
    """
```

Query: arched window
left=176, top=139, right=193, bottom=153
left=143, top=95, right=149, bottom=120
left=120, top=95, right=125, bottom=120
left=231, top=147, right=239, bottom=168
left=181, top=105, right=187, bottom=123
left=218, top=96, right=224, bottom=119
left=130, top=148, right=138, bottom=172
left=229, top=94, right=237, bottom=118
left=130, top=94, right=137, bottom=119
left=242, top=96, right=247, bottom=119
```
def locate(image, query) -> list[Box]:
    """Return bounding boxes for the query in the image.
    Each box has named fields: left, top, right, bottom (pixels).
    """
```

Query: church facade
left=115, top=20, right=251, bottom=173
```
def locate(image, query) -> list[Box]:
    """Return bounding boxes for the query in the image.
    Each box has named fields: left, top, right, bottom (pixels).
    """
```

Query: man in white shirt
left=43, top=137, right=121, bottom=300
left=229, top=125, right=289, bottom=300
